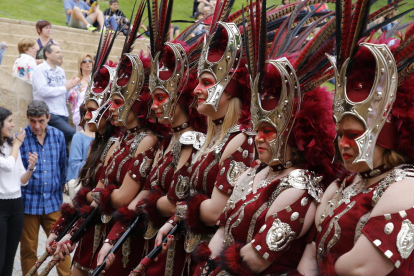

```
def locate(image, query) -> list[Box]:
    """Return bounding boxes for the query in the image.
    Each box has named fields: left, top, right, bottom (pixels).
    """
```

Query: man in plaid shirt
left=19, top=100, right=71, bottom=276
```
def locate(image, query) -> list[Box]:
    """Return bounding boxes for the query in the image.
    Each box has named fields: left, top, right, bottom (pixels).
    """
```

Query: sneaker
left=87, top=25, right=97, bottom=31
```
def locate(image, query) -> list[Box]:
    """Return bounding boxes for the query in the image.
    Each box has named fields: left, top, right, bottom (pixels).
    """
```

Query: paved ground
left=13, top=195, right=72, bottom=276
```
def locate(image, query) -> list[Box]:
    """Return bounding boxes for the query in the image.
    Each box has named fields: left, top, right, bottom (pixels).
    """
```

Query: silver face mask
left=196, top=22, right=242, bottom=111
left=251, top=58, right=300, bottom=167
left=84, top=65, right=116, bottom=129
left=149, top=42, right=189, bottom=124
left=328, top=42, right=398, bottom=169
left=110, top=53, right=145, bottom=126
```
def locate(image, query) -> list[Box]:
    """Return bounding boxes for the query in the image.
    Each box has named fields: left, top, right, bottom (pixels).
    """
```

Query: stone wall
left=0, top=67, right=33, bottom=129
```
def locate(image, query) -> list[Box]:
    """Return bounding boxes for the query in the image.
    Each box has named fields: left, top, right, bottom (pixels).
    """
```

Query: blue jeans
left=48, top=114, right=75, bottom=148
left=0, top=43, right=6, bottom=65
left=105, top=16, right=118, bottom=30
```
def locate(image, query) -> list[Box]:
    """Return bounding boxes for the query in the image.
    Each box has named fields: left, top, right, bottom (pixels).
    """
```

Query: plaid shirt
left=20, top=125, right=67, bottom=215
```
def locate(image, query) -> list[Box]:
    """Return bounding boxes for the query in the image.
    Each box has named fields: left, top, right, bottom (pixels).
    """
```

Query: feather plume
left=148, top=0, right=158, bottom=55
left=338, top=0, right=352, bottom=64
left=124, top=0, right=147, bottom=54
left=278, top=4, right=329, bottom=54
left=295, top=18, right=336, bottom=69
left=395, top=39, right=414, bottom=65
left=345, top=0, right=371, bottom=61
left=177, top=14, right=212, bottom=40
left=362, top=7, right=414, bottom=38
left=218, top=0, right=235, bottom=24
left=386, top=17, right=404, bottom=39
left=368, top=0, right=403, bottom=22
left=227, top=5, right=250, bottom=24
left=258, top=0, right=267, bottom=78
left=161, top=0, right=175, bottom=48
left=290, top=13, right=333, bottom=53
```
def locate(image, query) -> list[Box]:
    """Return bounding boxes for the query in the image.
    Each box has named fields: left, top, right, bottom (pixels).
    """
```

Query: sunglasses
left=82, top=60, right=93, bottom=64
left=27, top=108, right=48, bottom=116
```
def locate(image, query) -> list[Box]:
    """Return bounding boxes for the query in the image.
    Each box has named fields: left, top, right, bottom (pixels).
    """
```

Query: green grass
left=0, top=0, right=274, bottom=33
left=1, top=0, right=412, bottom=35
left=1, top=0, right=412, bottom=91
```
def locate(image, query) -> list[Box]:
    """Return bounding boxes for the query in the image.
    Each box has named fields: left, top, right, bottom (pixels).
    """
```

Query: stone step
left=0, top=33, right=127, bottom=54
left=0, top=18, right=127, bottom=47
left=0, top=17, right=150, bottom=76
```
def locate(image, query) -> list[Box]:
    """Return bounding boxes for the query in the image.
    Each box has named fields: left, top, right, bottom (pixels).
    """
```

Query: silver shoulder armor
left=179, top=131, right=206, bottom=150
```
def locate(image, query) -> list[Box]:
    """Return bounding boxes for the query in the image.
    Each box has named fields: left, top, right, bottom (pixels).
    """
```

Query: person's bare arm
left=199, top=133, right=248, bottom=226
left=334, top=178, right=414, bottom=275
left=240, top=188, right=315, bottom=273
left=297, top=242, right=318, bottom=276
left=111, top=135, right=158, bottom=208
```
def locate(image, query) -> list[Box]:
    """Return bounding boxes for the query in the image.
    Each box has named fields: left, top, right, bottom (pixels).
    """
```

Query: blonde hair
left=78, top=54, right=94, bottom=79
left=383, top=149, right=410, bottom=168
left=17, top=38, right=36, bottom=54
left=193, top=96, right=241, bottom=162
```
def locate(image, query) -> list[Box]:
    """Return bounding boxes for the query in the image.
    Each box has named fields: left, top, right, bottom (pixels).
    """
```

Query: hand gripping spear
left=25, top=211, right=80, bottom=276
left=91, top=214, right=141, bottom=276
left=38, top=207, right=101, bottom=276
left=129, top=221, right=181, bottom=276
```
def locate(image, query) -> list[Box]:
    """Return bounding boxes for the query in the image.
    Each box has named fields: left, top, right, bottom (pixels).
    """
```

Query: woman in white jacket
left=0, top=107, right=37, bottom=276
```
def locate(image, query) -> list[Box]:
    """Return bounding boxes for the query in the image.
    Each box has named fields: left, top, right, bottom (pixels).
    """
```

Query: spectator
left=169, top=24, right=180, bottom=41
left=192, top=12, right=207, bottom=37
left=281, top=0, right=290, bottom=5
left=197, top=0, right=214, bottom=13
left=191, top=0, right=199, bottom=18
left=19, top=101, right=71, bottom=276
left=0, top=107, right=38, bottom=276
left=103, top=0, right=129, bottom=35
left=35, top=20, right=59, bottom=64
left=0, top=42, right=6, bottom=66
left=12, top=38, right=38, bottom=84
left=376, top=9, right=398, bottom=34
left=63, top=0, right=103, bottom=31
left=202, top=5, right=213, bottom=29
left=67, top=54, right=93, bottom=132
left=85, top=0, right=105, bottom=30
left=65, top=103, right=94, bottom=200
left=32, top=43, right=79, bottom=150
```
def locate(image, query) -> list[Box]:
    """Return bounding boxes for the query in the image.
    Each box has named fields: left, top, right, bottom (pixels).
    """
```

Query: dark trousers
left=0, top=198, right=24, bottom=276
left=48, top=114, right=75, bottom=148
left=192, top=0, right=198, bottom=15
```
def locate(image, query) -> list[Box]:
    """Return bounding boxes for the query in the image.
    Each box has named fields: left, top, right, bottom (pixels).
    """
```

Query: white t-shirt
left=0, top=142, right=28, bottom=199
left=12, top=54, right=37, bottom=84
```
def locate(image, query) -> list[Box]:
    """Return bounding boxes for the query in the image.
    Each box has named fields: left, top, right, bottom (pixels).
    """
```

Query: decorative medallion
left=397, top=219, right=414, bottom=259
left=139, top=156, right=153, bottom=177
left=248, top=137, right=253, bottom=145
left=384, top=222, right=394, bottom=235
left=266, top=219, right=296, bottom=251
left=226, top=160, right=247, bottom=187
left=301, top=197, right=308, bottom=206
left=175, top=175, right=189, bottom=200
left=291, top=212, right=299, bottom=221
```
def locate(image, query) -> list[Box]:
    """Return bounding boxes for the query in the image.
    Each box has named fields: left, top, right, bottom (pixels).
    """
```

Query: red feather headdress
left=246, top=0, right=341, bottom=187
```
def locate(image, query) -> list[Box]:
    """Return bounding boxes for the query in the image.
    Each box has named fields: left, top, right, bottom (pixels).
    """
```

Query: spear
left=129, top=221, right=181, bottom=276
left=38, top=207, right=101, bottom=276
left=91, top=214, right=141, bottom=276
left=25, top=212, right=80, bottom=276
